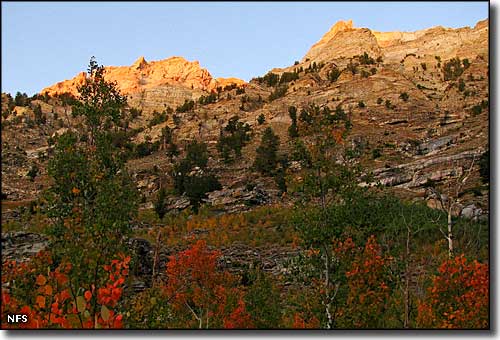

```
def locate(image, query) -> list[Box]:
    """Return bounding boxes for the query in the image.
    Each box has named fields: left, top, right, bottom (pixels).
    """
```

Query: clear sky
left=1, top=1, right=489, bottom=96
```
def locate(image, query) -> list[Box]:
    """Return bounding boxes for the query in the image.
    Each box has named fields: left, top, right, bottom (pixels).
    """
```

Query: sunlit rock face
left=41, top=56, right=245, bottom=97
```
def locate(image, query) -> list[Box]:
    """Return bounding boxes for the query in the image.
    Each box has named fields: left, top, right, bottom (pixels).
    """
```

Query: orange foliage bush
left=164, top=239, right=252, bottom=328
left=1, top=253, right=130, bottom=329
left=344, top=235, right=392, bottom=328
left=417, top=254, right=489, bottom=329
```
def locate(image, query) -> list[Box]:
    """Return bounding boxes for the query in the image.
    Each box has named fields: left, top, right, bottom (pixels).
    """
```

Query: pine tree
left=253, top=127, right=280, bottom=175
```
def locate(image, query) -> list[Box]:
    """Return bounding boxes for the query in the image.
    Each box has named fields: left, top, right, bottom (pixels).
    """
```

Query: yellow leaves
left=101, top=305, right=110, bottom=321
left=76, top=296, right=86, bottom=313
left=36, top=274, right=47, bottom=286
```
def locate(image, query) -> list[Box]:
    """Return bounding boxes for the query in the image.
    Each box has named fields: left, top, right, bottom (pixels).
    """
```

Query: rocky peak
left=310, top=19, right=354, bottom=49
left=41, top=56, right=245, bottom=97
left=303, top=19, right=381, bottom=63
left=132, top=56, right=148, bottom=70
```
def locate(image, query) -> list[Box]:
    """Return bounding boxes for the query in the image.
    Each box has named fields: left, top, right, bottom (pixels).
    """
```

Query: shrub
left=135, top=140, right=160, bottom=157
left=198, top=93, right=217, bottom=105
left=279, top=71, right=299, bottom=84
left=176, top=99, right=195, bottom=113
left=269, top=85, right=288, bottom=101
left=244, top=270, right=283, bottom=328
left=399, top=92, right=409, bottom=102
left=347, top=61, right=359, bottom=75
left=129, top=107, right=142, bottom=119
left=458, top=79, right=466, bottom=92
left=372, top=148, right=382, bottom=159
left=33, top=104, right=46, bottom=124
left=443, top=57, right=465, bottom=81
left=471, top=105, right=482, bottom=116
left=27, top=164, right=39, bottom=181
left=14, top=91, right=29, bottom=106
left=358, top=101, right=365, bottom=108
left=288, top=106, right=299, bottom=138
left=328, top=68, right=341, bottom=82
left=148, top=110, right=167, bottom=127
left=359, top=52, right=375, bottom=65
left=257, top=114, right=265, bottom=125
left=258, top=72, right=279, bottom=87
left=291, top=139, right=312, bottom=167
left=164, top=240, right=252, bottom=328
left=417, top=255, right=488, bottom=328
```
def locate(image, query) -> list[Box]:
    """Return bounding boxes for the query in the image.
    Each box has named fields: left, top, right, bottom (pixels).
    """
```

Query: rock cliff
left=302, top=19, right=488, bottom=64
left=41, top=56, right=245, bottom=97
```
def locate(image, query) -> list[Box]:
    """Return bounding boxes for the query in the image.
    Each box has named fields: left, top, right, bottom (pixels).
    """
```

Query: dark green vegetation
left=217, top=116, right=252, bottom=163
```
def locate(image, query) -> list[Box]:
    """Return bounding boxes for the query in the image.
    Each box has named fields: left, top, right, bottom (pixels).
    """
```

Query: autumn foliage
left=344, top=235, right=392, bottom=328
left=417, top=254, right=489, bottom=329
left=1, top=252, right=130, bottom=329
left=164, top=240, right=252, bottom=328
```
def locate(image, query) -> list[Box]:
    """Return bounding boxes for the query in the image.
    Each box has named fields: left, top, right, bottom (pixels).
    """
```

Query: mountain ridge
left=41, top=56, right=246, bottom=98
left=40, top=18, right=488, bottom=102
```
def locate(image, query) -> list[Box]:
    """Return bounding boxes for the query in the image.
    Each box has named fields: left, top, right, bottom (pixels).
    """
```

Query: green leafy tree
left=244, top=269, right=283, bottom=328
left=45, top=57, right=138, bottom=316
left=71, top=58, right=126, bottom=146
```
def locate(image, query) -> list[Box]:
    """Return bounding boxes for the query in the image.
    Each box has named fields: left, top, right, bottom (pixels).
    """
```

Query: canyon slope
left=2, top=18, right=489, bottom=219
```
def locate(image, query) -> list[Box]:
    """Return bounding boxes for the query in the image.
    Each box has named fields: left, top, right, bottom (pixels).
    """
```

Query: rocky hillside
left=2, top=18, right=489, bottom=219
left=303, top=19, right=488, bottom=64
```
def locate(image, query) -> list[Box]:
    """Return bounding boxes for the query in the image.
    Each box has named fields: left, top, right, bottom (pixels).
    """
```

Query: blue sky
left=1, top=1, right=488, bottom=96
